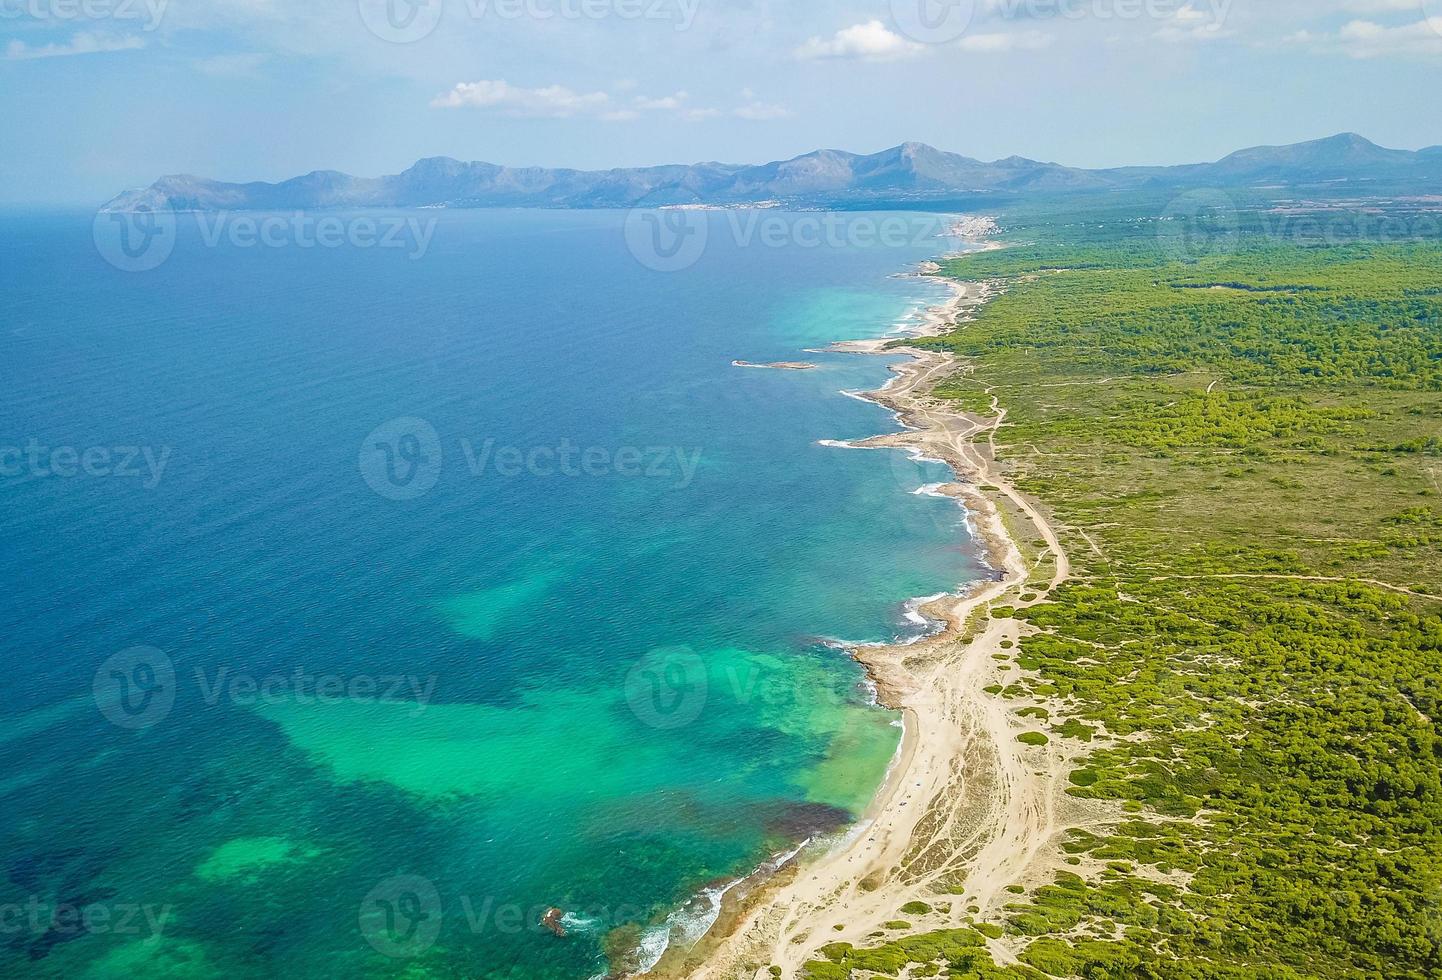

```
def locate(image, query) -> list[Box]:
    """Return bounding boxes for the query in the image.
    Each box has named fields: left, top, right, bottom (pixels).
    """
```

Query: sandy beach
left=656, top=264, right=1116, bottom=979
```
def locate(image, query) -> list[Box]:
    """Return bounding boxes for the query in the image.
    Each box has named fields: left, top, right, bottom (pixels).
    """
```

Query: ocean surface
left=0, top=208, right=986, bottom=978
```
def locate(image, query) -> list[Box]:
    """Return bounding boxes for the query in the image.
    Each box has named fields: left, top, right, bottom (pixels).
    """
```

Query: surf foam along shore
left=664, top=234, right=1107, bottom=980
left=641, top=246, right=982, bottom=974
left=572, top=220, right=982, bottom=980
left=632, top=245, right=990, bottom=980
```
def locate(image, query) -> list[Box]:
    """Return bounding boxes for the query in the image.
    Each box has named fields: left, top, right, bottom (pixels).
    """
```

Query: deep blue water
left=0, top=209, right=983, bottom=978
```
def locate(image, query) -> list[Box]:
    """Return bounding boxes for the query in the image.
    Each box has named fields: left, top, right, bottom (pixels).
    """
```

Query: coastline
left=653, top=250, right=1108, bottom=979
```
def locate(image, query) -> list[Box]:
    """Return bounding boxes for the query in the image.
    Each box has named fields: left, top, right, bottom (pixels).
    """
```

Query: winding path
left=674, top=282, right=1109, bottom=980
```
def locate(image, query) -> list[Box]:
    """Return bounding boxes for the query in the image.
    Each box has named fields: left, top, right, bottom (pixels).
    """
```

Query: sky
left=2, top=0, right=1441, bottom=204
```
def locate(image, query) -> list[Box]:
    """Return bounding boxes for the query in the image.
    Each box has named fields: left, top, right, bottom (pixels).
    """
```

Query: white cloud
left=431, top=80, right=786, bottom=124
left=4, top=32, right=145, bottom=60
left=192, top=52, right=269, bottom=76
left=794, top=20, right=922, bottom=61
left=956, top=30, right=1053, bottom=52
left=430, top=80, right=612, bottom=117
left=634, top=92, right=689, bottom=110
left=1155, top=2, right=1234, bottom=43
left=1338, top=17, right=1442, bottom=56
left=1334, top=0, right=1427, bottom=10
left=794, top=18, right=1048, bottom=60
left=1289, top=17, right=1442, bottom=58
left=733, top=101, right=790, bottom=120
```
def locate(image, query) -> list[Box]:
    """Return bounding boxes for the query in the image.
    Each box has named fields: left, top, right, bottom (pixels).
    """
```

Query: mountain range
left=101, top=134, right=1442, bottom=212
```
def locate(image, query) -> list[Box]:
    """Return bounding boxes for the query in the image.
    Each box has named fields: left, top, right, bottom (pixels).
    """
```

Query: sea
left=0, top=207, right=986, bottom=978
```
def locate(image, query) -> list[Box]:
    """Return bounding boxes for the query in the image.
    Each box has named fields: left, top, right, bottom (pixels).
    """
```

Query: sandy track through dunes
left=665, top=277, right=1113, bottom=980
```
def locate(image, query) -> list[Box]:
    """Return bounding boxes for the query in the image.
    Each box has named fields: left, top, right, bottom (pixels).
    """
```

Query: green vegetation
left=804, top=203, right=1442, bottom=979
left=934, top=378, right=997, bottom=415
left=807, top=929, right=1040, bottom=980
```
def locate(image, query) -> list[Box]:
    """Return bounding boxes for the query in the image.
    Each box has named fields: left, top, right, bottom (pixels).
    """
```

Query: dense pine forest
left=805, top=199, right=1442, bottom=979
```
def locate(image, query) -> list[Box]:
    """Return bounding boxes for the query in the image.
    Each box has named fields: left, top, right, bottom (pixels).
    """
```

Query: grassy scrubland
left=805, top=204, right=1442, bottom=979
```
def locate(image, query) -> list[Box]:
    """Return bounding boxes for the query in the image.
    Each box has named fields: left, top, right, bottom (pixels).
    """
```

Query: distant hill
left=101, top=133, right=1442, bottom=212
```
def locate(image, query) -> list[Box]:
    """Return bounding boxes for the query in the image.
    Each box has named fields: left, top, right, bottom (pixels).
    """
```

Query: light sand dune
left=661, top=274, right=1116, bottom=980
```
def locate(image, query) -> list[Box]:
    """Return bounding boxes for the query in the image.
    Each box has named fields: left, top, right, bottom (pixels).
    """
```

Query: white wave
left=902, top=592, right=949, bottom=627
left=633, top=924, right=673, bottom=975
left=827, top=818, right=874, bottom=857
left=635, top=841, right=815, bottom=975
left=560, top=912, right=601, bottom=933
left=665, top=879, right=742, bottom=954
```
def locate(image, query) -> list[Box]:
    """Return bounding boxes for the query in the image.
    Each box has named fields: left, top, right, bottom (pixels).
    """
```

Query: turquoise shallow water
left=0, top=209, right=985, bottom=978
